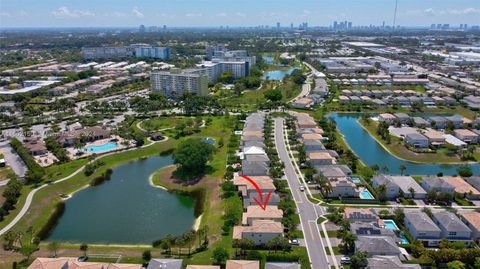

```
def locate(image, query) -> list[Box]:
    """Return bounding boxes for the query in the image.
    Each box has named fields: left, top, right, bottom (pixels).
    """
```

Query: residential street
left=274, top=117, right=334, bottom=269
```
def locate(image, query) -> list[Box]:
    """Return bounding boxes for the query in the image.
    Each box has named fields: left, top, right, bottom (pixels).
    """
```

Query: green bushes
left=84, top=160, right=105, bottom=176
left=0, top=178, right=23, bottom=221
left=44, top=137, right=70, bottom=163
left=10, top=138, right=45, bottom=183
left=89, top=168, right=113, bottom=186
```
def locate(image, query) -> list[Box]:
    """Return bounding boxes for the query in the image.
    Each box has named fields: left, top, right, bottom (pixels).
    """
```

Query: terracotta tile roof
left=226, top=260, right=260, bottom=269
left=443, top=176, right=480, bottom=195
left=242, top=205, right=283, bottom=225
left=462, top=211, right=480, bottom=230
left=28, top=258, right=142, bottom=269
left=233, top=220, right=284, bottom=239
left=301, top=133, right=323, bottom=140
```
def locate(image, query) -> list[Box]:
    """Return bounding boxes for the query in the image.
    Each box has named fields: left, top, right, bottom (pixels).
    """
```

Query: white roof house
left=443, top=134, right=467, bottom=147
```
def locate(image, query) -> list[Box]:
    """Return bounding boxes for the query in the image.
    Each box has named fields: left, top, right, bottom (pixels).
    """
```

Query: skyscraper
left=276, top=22, right=280, bottom=29
left=139, top=25, right=145, bottom=33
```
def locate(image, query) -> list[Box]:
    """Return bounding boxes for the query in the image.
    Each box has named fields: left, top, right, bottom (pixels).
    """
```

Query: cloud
left=132, top=7, right=144, bottom=18
left=216, top=12, right=228, bottom=17
left=0, top=12, right=12, bottom=18
left=52, top=6, right=94, bottom=18
left=235, top=12, right=246, bottom=17
left=419, top=7, right=480, bottom=16
left=186, top=13, right=203, bottom=17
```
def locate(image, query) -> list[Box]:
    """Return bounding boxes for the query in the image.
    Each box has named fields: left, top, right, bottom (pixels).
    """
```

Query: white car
left=289, top=239, right=300, bottom=245
left=299, top=185, right=305, bottom=192
left=340, top=257, right=351, bottom=264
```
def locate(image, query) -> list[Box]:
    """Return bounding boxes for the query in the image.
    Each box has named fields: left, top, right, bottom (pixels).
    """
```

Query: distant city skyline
left=1, top=0, right=479, bottom=28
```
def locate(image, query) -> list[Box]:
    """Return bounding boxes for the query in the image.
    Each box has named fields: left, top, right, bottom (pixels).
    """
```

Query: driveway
left=0, top=141, right=27, bottom=179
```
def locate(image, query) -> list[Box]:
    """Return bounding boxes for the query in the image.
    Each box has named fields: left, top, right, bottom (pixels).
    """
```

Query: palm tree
left=80, top=243, right=88, bottom=258
left=408, top=187, right=416, bottom=199
left=399, top=164, right=407, bottom=176
left=47, top=242, right=59, bottom=257
left=382, top=165, right=389, bottom=173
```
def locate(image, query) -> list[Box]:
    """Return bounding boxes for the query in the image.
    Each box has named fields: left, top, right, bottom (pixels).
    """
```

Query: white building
left=150, top=69, right=208, bottom=97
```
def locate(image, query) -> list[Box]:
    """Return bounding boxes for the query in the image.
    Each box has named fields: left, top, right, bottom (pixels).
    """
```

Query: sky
left=0, top=0, right=479, bottom=28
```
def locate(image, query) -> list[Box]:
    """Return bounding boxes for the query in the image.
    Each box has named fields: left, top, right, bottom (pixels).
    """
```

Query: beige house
left=378, top=113, right=396, bottom=123
left=454, top=129, right=479, bottom=144
left=28, top=258, right=142, bottom=269
left=242, top=205, right=283, bottom=225
left=443, top=176, right=480, bottom=200
left=423, top=130, right=446, bottom=146
left=307, top=152, right=335, bottom=166
left=233, top=220, right=284, bottom=245
left=301, top=133, right=323, bottom=141
left=233, top=176, right=275, bottom=197
left=226, top=260, right=260, bottom=269
left=461, top=211, right=480, bottom=242
left=186, top=266, right=220, bottom=269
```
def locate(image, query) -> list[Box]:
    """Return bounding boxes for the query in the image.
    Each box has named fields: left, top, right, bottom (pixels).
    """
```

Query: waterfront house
left=296, top=117, right=317, bottom=129
left=372, top=175, right=400, bottom=200
left=307, top=151, right=336, bottom=166
left=28, top=258, right=143, bottom=269
left=226, top=260, right=260, bottom=269
left=233, top=220, right=284, bottom=246
left=442, top=176, right=480, bottom=199
left=464, top=176, right=480, bottom=192
left=242, top=205, right=283, bottom=225
left=303, top=139, right=325, bottom=152
left=420, top=177, right=455, bottom=195
left=186, top=264, right=220, bottom=269
left=446, top=115, right=465, bottom=128
left=301, top=133, right=323, bottom=141
left=378, top=113, right=396, bottom=123
left=265, top=263, right=300, bottom=269
left=367, top=256, right=421, bottom=269
left=404, top=211, right=441, bottom=246
left=389, top=176, right=427, bottom=199
left=405, top=133, right=429, bottom=148
left=431, top=211, right=472, bottom=244
left=148, top=259, right=183, bottom=269
left=316, top=165, right=351, bottom=180
left=454, top=129, right=479, bottom=144
left=292, top=97, right=314, bottom=109
left=233, top=176, right=275, bottom=198
left=344, top=208, right=378, bottom=223
left=355, top=236, right=401, bottom=257
left=241, top=160, right=269, bottom=176
left=460, top=211, right=480, bottom=242
left=423, top=130, right=446, bottom=147
left=429, top=116, right=447, bottom=129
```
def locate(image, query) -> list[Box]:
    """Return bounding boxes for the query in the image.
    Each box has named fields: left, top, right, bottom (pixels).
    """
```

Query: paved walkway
left=0, top=137, right=169, bottom=236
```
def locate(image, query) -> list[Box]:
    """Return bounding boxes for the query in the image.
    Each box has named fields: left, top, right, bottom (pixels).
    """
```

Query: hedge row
left=10, top=138, right=45, bottom=183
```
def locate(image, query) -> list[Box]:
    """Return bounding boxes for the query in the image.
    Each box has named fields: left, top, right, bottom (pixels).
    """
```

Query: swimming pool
left=383, top=219, right=400, bottom=230
left=359, top=188, right=374, bottom=199
left=383, top=219, right=410, bottom=244
left=202, top=137, right=216, bottom=145
left=83, top=142, right=118, bottom=153
left=351, top=177, right=361, bottom=184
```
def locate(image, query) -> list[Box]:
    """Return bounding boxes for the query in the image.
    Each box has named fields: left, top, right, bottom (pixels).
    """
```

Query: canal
left=47, top=154, right=196, bottom=244
left=329, top=113, right=480, bottom=176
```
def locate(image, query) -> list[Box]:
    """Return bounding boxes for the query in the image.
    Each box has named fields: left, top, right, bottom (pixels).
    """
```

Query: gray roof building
left=147, top=259, right=183, bottom=269
left=431, top=211, right=472, bottom=241
left=355, top=236, right=401, bottom=257
left=465, top=176, right=480, bottom=192
left=367, top=256, right=421, bottom=269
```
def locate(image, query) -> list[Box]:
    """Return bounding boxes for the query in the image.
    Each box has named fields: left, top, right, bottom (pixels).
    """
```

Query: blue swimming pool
left=202, top=137, right=216, bottom=145
left=383, top=219, right=410, bottom=244
left=83, top=142, right=118, bottom=153
left=351, top=177, right=361, bottom=184
left=359, top=189, right=374, bottom=199
left=383, top=219, right=399, bottom=230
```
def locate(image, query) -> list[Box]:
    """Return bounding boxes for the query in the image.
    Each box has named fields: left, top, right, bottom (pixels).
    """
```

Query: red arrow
left=241, top=175, right=273, bottom=210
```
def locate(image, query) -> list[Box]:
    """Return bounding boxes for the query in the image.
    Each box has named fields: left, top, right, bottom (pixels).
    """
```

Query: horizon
left=1, top=0, right=479, bottom=28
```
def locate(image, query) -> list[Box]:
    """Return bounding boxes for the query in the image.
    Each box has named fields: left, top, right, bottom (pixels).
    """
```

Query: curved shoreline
left=356, top=119, right=479, bottom=165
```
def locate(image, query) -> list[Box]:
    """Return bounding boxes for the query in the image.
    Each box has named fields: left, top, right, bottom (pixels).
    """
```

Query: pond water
left=329, top=113, right=480, bottom=176
left=262, top=67, right=298, bottom=81
left=47, top=154, right=196, bottom=244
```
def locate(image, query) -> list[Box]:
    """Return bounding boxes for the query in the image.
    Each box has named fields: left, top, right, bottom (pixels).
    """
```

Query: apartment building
left=150, top=69, right=208, bottom=97
left=135, top=46, right=171, bottom=60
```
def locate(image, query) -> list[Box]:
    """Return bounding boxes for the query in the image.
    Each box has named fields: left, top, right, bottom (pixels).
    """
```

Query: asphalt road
left=0, top=141, right=27, bottom=179
left=274, top=118, right=332, bottom=269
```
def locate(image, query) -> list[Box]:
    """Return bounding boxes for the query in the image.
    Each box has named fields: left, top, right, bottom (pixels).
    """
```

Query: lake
left=47, top=154, right=196, bottom=244
left=329, top=113, right=480, bottom=176
left=262, top=67, right=298, bottom=81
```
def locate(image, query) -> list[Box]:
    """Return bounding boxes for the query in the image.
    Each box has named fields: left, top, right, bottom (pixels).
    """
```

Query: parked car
left=289, top=239, right=300, bottom=245
left=340, top=257, right=351, bottom=264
